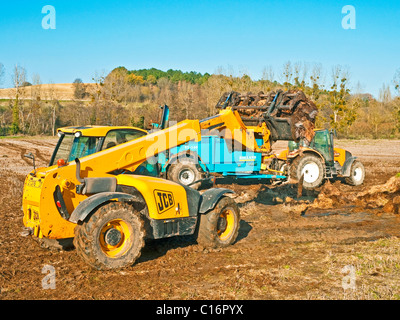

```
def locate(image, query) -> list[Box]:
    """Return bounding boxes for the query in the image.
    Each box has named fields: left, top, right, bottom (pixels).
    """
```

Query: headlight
left=74, top=131, right=82, bottom=138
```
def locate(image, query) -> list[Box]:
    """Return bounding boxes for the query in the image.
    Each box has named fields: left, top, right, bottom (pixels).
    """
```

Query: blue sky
left=1, top=0, right=399, bottom=98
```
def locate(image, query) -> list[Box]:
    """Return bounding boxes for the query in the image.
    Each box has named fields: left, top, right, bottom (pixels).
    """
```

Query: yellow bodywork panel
left=59, top=125, right=147, bottom=137
left=23, top=171, right=77, bottom=239
left=116, top=175, right=190, bottom=219
left=276, top=149, right=289, bottom=160
left=334, top=147, right=347, bottom=166
left=200, top=108, right=261, bottom=152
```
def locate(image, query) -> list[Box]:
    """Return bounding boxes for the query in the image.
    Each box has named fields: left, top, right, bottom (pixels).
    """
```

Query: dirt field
left=0, top=83, right=95, bottom=101
left=1, top=137, right=400, bottom=300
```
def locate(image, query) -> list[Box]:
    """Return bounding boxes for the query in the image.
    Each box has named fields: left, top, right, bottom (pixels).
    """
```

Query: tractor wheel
left=196, top=197, right=240, bottom=248
left=345, top=160, right=365, bottom=186
left=167, top=159, right=202, bottom=190
left=291, top=154, right=324, bottom=190
left=73, top=202, right=145, bottom=270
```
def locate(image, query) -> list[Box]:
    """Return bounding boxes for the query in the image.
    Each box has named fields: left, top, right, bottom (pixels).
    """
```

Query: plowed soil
left=1, top=137, right=400, bottom=300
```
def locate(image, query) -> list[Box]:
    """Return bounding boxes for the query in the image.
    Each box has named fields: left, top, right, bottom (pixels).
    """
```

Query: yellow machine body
left=22, top=120, right=201, bottom=240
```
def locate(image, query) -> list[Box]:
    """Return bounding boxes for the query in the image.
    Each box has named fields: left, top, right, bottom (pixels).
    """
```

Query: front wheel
left=291, top=154, right=325, bottom=190
left=345, top=160, right=365, bottom=186
left=196, top=197, right=240, bottom=248
left=73, top=202, right=145, bottom=270
left=167, top=159, right=203, bottom=189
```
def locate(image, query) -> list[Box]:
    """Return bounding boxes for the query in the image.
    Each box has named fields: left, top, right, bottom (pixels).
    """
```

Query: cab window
left=68, top=136, right=99, bottom=161
left=102, top=129, right=146, bottom=150
left=50, top=134, right=101, bottom=166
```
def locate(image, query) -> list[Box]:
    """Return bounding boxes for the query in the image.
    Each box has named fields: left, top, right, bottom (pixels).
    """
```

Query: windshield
left=50, top=134, right=101, bottom=166
left=311, top=130, right=333, bottom=162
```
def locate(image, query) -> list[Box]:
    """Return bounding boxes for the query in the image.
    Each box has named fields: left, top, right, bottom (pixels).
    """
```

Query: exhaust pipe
left=75, top=158, right=85, bottom=183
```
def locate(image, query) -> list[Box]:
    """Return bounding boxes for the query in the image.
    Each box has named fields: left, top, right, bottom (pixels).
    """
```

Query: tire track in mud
left=33, top=148, right=47, bottom=163
left=0, top=142, right=51, bottom=166
left=0, top=142, right=30, bottom=165
left=20, top=139, right=56, bottom=149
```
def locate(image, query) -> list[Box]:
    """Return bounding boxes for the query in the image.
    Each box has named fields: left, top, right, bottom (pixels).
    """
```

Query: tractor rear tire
left=291, top=154, right=324, bottom=190
left=73, top=202, right=145, bottom=270
left=345, top=160, right=365, bottom=186
left=196, top=197, right=240, bottom=248
left=167, top=159, right=202, bottom=190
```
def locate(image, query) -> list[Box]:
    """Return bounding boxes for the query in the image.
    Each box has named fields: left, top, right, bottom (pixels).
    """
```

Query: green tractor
left=272, top=129, right=365, bottom=190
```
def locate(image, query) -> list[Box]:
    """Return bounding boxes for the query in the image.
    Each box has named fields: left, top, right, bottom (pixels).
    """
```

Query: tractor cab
left=288, top=129, right=334, bottom=164
left=309, top=129, right=335, bottom=164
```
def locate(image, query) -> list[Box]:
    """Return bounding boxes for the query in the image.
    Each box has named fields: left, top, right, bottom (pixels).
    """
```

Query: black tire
left=345, top=160, right=365, bottom=186
left=291, top=154, right=324, bottom=190
left=167, top=159, right=202, bottom=190
left=73, top=202, right=145, bottom=270
left=197, top=197, right=240, bottom=248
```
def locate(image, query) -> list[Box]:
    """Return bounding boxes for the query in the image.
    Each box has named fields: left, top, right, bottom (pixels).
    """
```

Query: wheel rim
left=99, top=219, right=132, bottom=258
left=353, top=167, right=363, bottom=181
left=217, top=209, right=235, bottom=241
left=301, top=162, right=320, bottom=183
left=179, top=168, right=195, bottom=185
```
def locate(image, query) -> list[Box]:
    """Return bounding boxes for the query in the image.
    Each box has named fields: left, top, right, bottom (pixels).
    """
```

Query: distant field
left=0, top=83, right=96, bottom=101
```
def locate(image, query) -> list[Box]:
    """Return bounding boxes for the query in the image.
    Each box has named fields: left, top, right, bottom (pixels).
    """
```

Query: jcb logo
left=27, top=179, right=43, bottom=188
left=154, top=190, right=175, bottom=214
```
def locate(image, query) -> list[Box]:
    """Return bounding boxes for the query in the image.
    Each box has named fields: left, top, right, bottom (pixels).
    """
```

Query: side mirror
left=24, top=152, right=36, bottom=175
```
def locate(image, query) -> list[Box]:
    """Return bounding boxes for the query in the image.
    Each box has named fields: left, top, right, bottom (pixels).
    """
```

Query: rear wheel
left=291, top=154, right=325, bottom=190
left=167, top=159, right=202, bottom=189
left=345, top=160, right=365, bottom=186
left=197, top=197, right=240, bottom=248
left=74, top=202, right=145, bottom=270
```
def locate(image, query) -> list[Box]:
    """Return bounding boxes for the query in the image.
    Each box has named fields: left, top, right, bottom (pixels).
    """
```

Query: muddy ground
left=0, top=137, right=400, bottom=300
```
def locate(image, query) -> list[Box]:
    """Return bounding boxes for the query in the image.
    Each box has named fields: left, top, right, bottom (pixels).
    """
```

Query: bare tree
left=281, top=61, right=293, bottom=89
left=261, top=65, right=275, bottom=82
left=11, top=65, right=27, bottom=133
left=292, top=61, right=309, bottom=89
left=47, top=81, right=60, bottom=136
left=12, top=65, right=27, bottom=95
left=72, top=78, right=88, bottom=100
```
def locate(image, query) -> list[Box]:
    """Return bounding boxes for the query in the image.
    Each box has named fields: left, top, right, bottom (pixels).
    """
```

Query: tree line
left=0, top=62, right=399, bottom=139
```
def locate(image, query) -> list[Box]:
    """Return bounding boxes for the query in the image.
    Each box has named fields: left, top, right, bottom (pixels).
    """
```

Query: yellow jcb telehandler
left=22, top=121, right=241, bottom=270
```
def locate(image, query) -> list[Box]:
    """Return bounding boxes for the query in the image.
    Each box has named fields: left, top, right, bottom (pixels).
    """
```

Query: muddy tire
left=167, top=159, right=202, bottom=190
left=345, top=160, right=365, bottom=186
left=291, top=154, right=324, bottom=190
left=196, top=197, right=240, bottom=248
left=73, top=202, right=145, bottom=270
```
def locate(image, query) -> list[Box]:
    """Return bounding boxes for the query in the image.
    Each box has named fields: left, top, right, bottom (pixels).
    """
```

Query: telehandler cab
left=22, top=121, right=240, bottom=270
